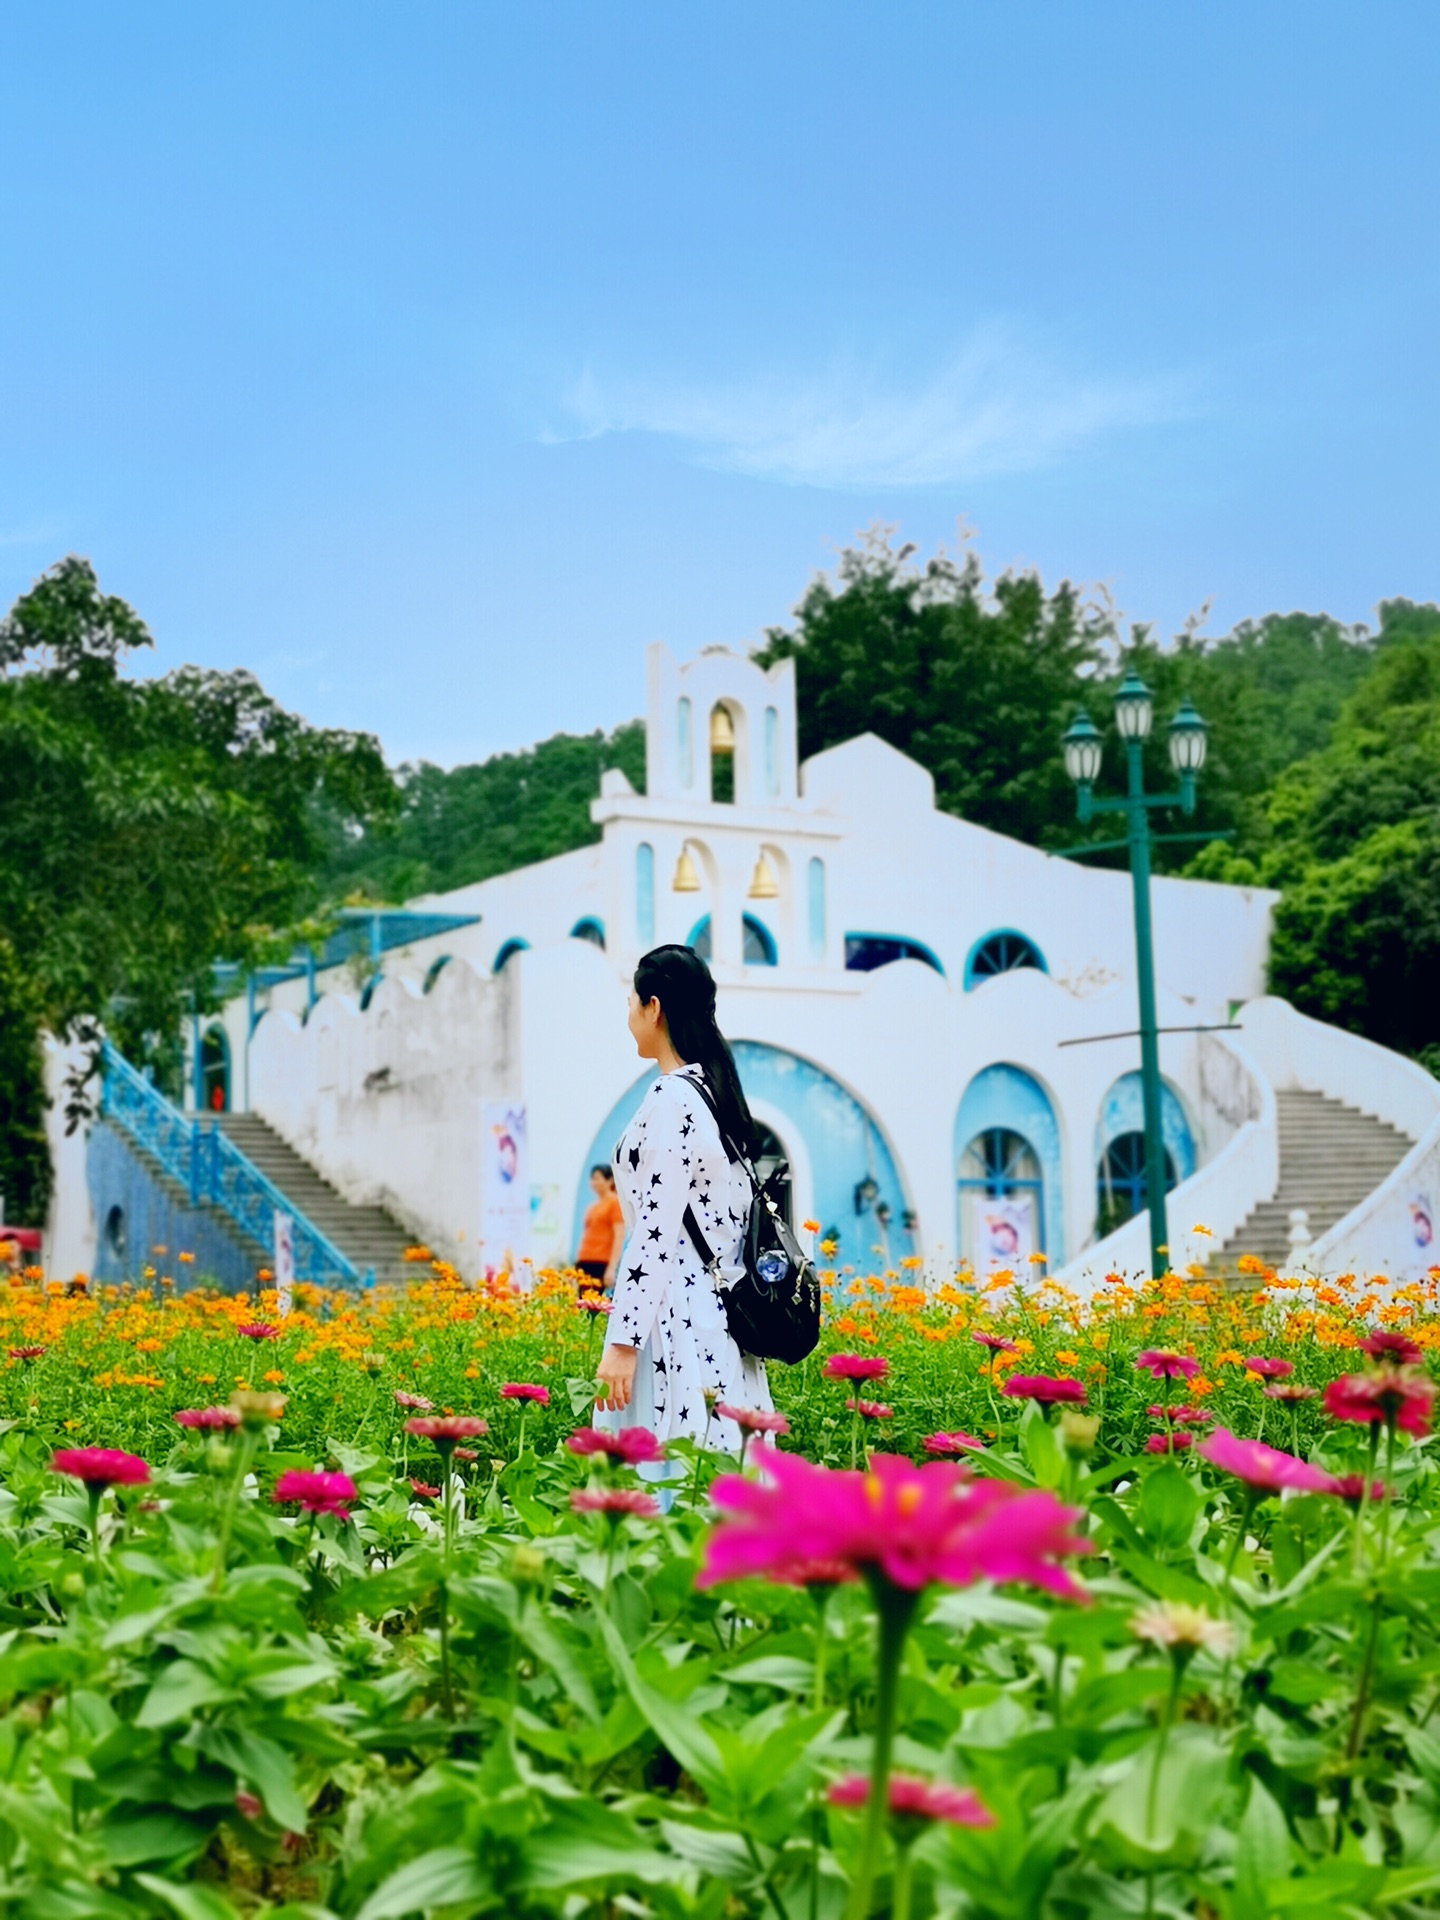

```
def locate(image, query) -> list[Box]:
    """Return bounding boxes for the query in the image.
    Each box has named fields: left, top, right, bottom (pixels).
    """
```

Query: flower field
left=3, top=1255, right=1440, bottom=1917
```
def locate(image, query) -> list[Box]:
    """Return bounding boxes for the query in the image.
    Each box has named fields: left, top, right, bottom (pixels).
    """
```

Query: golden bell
left=709, top=704, right=736, bottom=754
left=747, top=851, right=779, bottom=900
left=672, top=846, right=701, bottom=892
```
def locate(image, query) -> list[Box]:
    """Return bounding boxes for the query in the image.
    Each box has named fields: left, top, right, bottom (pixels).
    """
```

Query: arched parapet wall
left=644, top=641, right=799, bottom=809
left=571, top=1041, right=915, bottom=1269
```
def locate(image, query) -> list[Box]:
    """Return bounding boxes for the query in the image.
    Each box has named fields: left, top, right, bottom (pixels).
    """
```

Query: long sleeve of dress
left=608, top=1086, right=694, bottom=1354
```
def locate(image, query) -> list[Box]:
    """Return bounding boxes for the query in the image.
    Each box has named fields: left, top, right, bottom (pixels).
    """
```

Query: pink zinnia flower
left=394, top=1391, right=434, bottom=1411
left=698, top=1449, right=1087, bottom=1599
left=273, top=1469, right=356, bottom=1515
left=972, top=1331, right=1018, bottom=1354
left=8, top=1345, right=47, bottom=1362
left=1136, top=1349, right=1200, bottom=1381
left=566, top=1425, right=666, bottom=1464
left=1245, top=1357, right=1294, bottom=1381
left=1327, top=1472, right=1388, bottom=1506
left=1324, top=1367, right=1436, bottom=1438
left=714, top=1402, right=790, bottom=1434
left=824, top=1354, right=890, bottom=1382
left=827, top=1773, right=994, bottom=1829
left=1147, top=1404, right=1211, bottom=1425
left=405, top=1415, right=491, bottom=1443
left=923, top=1432, right=987, bottom=1455
left=1265, top=1382, right=1318, bottom=1403
left=1002, top=1374, right=1086, bottom=1405
left=500, top=1383, right=551, bottom=1405
left=410, top=1480, right=441, bottom=1500
left=570, top=1487, right=661, bottom=1517
left=845, top=1398, right=893, bottom=1420
left=1360, top=1330, right=1423, bottom=1366
left=577, top=1297, right=613, bottom=1315
left=236, top=1323, right=280, bottom=1341
left=1146, top=1431, right=1194, bottom=1453
left=1198, top=1427, right=1334, bottom=1494
left=766, top=1557, right=859, bottom=1588
left=174, top=1407, right=242, bottom=1430
left=51, top=1447, right=150, bottom=1489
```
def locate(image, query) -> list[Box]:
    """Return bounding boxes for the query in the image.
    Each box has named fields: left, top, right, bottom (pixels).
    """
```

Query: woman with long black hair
left=594, top=943, right=773, bottom=1446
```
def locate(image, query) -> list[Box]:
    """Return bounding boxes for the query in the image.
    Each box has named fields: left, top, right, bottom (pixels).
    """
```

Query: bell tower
left=644, top=642, right=799, bottom=811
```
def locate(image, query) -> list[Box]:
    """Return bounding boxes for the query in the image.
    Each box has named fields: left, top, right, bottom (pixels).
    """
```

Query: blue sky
left=1, top=2, right=1435, bottom=766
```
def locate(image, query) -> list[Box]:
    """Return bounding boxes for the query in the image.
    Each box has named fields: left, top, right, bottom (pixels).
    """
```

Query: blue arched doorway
left=1094, top=1073, right=1196, bottom=1239
left=572, top=1043, right=912, bottom=1267
left=955, top=1065, right=1064, bottom=1267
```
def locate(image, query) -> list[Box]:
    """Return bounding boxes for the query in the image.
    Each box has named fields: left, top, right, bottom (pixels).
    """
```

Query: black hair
left=589, top=1164, right=615, bottom=1183
left=633, top=943, right=756, bottom=1156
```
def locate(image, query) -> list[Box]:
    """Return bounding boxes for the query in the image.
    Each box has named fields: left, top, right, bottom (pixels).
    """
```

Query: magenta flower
left=500, top=1383, right=551, bottom=1405
left=1360, top=1330, right=1423, bottom=1366
left=8, top=1345, right=47, bottom=1362
left=405, top=1415, right=490, bottom=1443
left=765, top=1556, right=859, bottom=1588
left=827, top=1773, right=994, bottom=1828
left=697, top=1449, right=1087, bottom=1599
left=923, top=1431, right=987, bottom=1455
left=1265, top=1382, right=1318, bottom=1402
left=570, top=1487, right=661, bottom=1517
left=714, top=1402, right=790, bottom=1434
left=567, top=1425, right=666, bottom=1464
left=1327, top=1472, right=1388, bottom=1506
left=394, top=1391, right=434, bottom=1411
left=1198, top=1426, right=1335, bottom=1494
left=410, top=1480, right=441, bottom=1500
left=51, top=1448, right=150, bottom=1489
left=1147, top=1404, right=1211, bottom=1425
left=824, top=1354, right=890, bottom=1383
left=1325, top=1366, right=1436, bottom=1437
left=236, top=1323, right=280, bottom=1341
left=1245, top=1357, right=1294, bottom=1381
left=1136, top=1349, right=1200, bottom=1381
left=972, top=1331, right=1019, bottom=1354
left=845, top=1398, right=893, bottom=1420
left=1002, top=1374, right=1086, bottom=1406
left=1146, top=1431, right=1194, bottom=1453
left=273, top=1469, right=356, bottom=1516
left=174, top=1407, right=242, bottom=1430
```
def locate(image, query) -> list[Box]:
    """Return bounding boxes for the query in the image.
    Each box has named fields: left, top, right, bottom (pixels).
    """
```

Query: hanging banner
left=481, top=1102, right=530, bottom=1275
left=273, top=1210, right=295, bottom=1316
left=963, top=1194, right=1036, bottom=1273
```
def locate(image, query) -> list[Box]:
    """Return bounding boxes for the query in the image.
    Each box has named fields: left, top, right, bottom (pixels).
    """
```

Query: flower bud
left=1058, top=1409, right=1100, bottom=1455
left=230, top=1389, right=286, bottom=1430
left=512, top=1544, right=547, bottom=1588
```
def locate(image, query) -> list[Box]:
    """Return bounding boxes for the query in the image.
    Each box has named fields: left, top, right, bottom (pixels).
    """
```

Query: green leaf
left=353, top=1847, right=491, bottom=1920
left=658, top=1819, right=757, bottom=1881
left=721, top=1654, right=815, bottom=1691
left=596, top=1611, right=728, bottom=1802
left=133, top=1875, right=241, bottom=1920
left=1235, top=1776, right=1291, bottom=1914
left=135, top=1660, right=232, bottom=1729
left=189, top=1726, right=309, bottom=1833
left=1019, top=1402, right=1064, bottom=1488
left=1137, top=1463, right=1202, bottom=1552
left=100, top=1811, right=210, bottom=1868
left=524, top=1800, right=676, bottom=1889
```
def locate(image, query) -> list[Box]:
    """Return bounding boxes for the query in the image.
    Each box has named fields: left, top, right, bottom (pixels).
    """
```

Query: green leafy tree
left=754, top=529, right=1110, bottom=847
left=0, top=558, right=398, bottom=1192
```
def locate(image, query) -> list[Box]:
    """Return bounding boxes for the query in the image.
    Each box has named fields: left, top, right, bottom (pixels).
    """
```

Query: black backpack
left=681, top=1076, right=821, bottom=1365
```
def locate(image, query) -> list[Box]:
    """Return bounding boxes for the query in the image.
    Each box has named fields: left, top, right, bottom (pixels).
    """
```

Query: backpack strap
left=679, top=1070, right=758, bottom=1272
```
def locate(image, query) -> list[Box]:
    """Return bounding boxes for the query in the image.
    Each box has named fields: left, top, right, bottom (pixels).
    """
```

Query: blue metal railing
left=100, top=1044, right=362, bottom=1290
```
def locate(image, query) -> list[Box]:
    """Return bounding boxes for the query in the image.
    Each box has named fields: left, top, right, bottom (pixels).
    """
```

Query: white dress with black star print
left=604, top=1062, right=773, bottom=1450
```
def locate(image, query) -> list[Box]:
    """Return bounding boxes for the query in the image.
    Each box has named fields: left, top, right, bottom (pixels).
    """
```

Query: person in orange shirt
left=576, top=1165, right=624, bottom=1291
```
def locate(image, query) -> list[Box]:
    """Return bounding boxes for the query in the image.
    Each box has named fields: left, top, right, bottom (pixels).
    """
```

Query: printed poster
left=481, top=1102, right=530, bottom=1274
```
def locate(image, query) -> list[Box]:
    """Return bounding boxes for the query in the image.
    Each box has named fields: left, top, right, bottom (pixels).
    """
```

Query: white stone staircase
left=1217, top=1089, right=1414, bottom=1273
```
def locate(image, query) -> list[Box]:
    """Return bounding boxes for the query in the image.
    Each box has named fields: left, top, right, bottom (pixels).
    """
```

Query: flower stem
left=87, top=1487, right=104, bottom=1581
left=845, top=1581, right=918, bottom=1920
left=1353, top=1423, right=1380, bottom=1575
left=1380, top=1416, right=1397, bottom=1566
left=1147, top=1658, right=1185, bottom=1840
left=891, top=1841, right=914, bottom=1920
left=212, top=1429, right=257, bottom=1593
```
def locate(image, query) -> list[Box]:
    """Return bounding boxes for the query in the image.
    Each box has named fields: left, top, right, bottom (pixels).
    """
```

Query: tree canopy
left=0, top=558, right=397, bottom=1212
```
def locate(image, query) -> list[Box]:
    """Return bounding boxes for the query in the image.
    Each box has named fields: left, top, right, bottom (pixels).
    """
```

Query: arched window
left=678, top=698, right=694, bottom=788
left=423, top=955, right=452, bottom=993
left=844, top=933, right=944, bottom=977
left=570, top=917, right=606, bottom=950
left=808, top=857, right=827, bottom=961
left=764, top=706, right=780, bottom=797
left=964, top=930, right=1046, bottom=990
left=636, top=843, right=655, bottom=944
left=710, top=702, right=736, bottom=804
left=1097, top=1132, right=1177, bottom=1238
left=493, top=939, right=529, bottom=974
left=687, top=914, right=777, bottom=967
left=200, top=1026, right=229, bottom=1114
left=958, top=1127, right=1045, bottom=1268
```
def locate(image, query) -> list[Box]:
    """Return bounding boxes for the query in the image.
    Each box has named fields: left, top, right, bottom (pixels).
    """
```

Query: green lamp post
left=1062, top=674, right=1209, bottom=1279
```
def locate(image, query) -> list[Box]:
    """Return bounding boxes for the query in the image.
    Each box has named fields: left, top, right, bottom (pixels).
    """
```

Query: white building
left=56, top=643, right=1440, bottom=1291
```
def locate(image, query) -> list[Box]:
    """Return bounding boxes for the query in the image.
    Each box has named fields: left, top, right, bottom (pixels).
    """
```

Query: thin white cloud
left=548, top=325, right=1194, bottom=489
